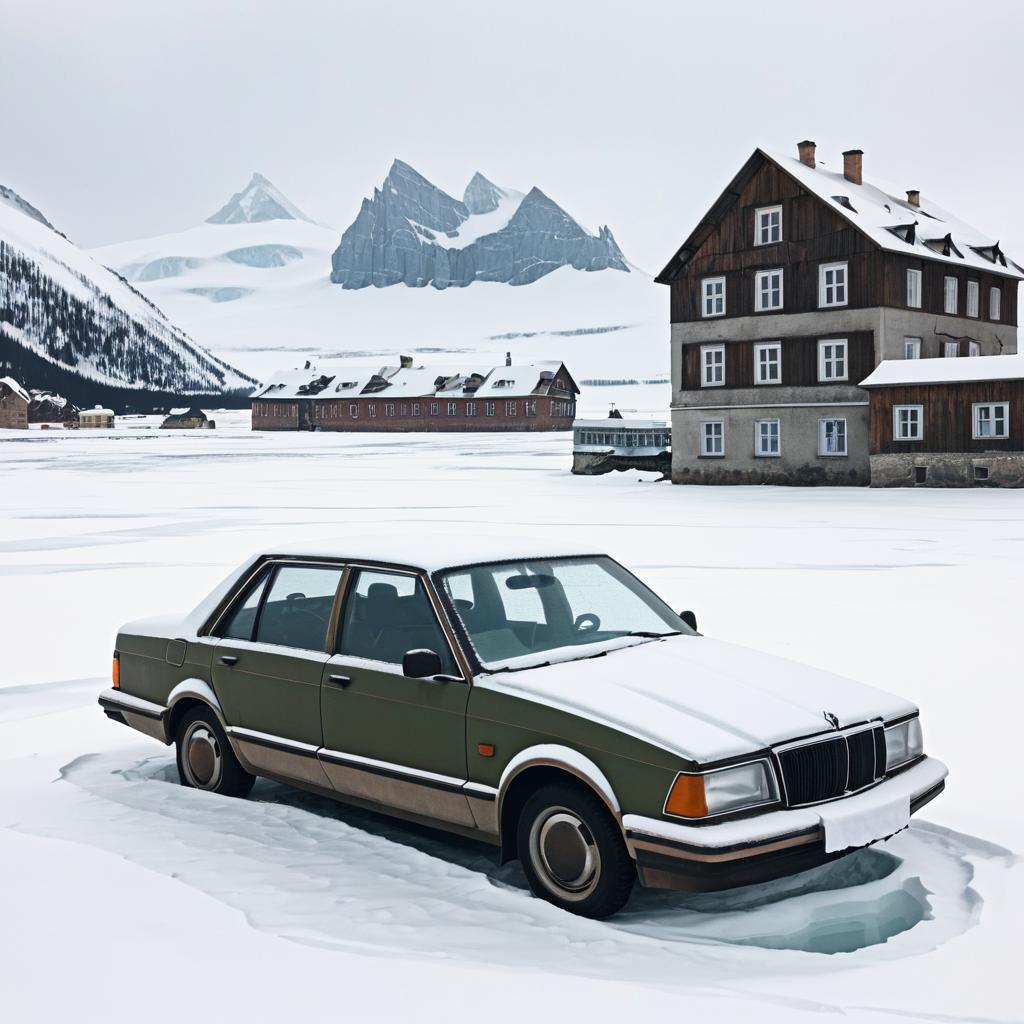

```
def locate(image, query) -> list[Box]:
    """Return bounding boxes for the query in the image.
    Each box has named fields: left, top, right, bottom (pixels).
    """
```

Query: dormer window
left=755, top=206, right=782, bottom=246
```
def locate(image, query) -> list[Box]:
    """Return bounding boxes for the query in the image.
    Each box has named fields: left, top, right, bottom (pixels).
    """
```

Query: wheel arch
left=496, top=745, right=623, bottom=864
left=166, top=678, right=228, bottom=742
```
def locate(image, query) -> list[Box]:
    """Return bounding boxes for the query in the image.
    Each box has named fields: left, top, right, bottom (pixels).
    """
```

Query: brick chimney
left=797, top=140, right=816, bottom=168
left=843, top=149, right=863, bottom=186
left=906, top=190, right=920, bottom=208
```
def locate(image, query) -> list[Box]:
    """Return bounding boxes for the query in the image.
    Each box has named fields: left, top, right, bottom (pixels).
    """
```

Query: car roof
left=266, top=533, right=603, bottom=574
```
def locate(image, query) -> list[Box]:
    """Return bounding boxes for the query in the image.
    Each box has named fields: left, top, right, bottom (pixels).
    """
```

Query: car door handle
left=220, top=655, right=239, bottom=666
left=327, top=674, right=352, bottom=687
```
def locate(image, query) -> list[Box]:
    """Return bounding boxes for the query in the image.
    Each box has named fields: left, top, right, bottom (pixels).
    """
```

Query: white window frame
left=818, top=417, right=848, bottom=457
left=943, top=276, right=958, bottom=315
left=818, top=262, right=848, bottom=308
left=755, top=205, right=782, bottom=246
left=906, top=268, right=922, bottom=308
left=701, top=276, right=726, bottom=318
left=754, top=342, right=782, bottom=385
left=973, top=403, right=1009, bottom=440
left=966, top=280, right=979, bottom=318
left=990, top=287, right=1002, bottom=321
left=903, top=337, right=921, bottom=359
left=701, top=344, right=725, bottom=387
left=968, top=341, right=980, bottom=357
left=943, top=341, right=959, bottom=358
left=754, top=418, right=780, bottom=457
left=754, top=269, right=784, bottom=312
left=893, top=404, right=924, bottom=441
left=700, top=419, right=725, bottom=457
left=818, top=338, right=848, bottom=382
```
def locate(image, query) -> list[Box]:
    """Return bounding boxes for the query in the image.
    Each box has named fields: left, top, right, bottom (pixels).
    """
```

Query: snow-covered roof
left=574, top=418, right=667, bottom=429
left=764, top=149, right=1023, bottom=280
left=860, top=354, right=1024, bottom=388
left=252, top=360, right=572, bottom=401
left=80, top=407, right=114, bottom=417
left=268, top=534, right=602, bottom=573
left=0, top=376, right=30, bottom=402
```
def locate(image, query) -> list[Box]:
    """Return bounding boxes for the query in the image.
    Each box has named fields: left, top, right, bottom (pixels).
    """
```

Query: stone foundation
left=869, top=453, right=1024, bottom=488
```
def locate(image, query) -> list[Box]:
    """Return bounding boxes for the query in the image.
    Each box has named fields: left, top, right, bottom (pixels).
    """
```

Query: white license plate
left=817, top=791, right=910, bottom=853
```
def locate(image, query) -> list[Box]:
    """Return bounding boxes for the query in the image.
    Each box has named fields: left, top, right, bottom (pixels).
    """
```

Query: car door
left=212, top=561, right=344, bottom=788
left=320, top=566, right=474, bottom=827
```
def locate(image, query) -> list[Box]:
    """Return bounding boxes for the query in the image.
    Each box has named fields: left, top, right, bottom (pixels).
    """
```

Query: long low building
left=251, top=356, right=579, bottom=432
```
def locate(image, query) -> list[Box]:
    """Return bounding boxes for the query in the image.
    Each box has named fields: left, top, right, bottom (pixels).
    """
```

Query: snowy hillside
left=93, top=173, right=667, bottom=382
left=0, top=184, right=256, bottom=401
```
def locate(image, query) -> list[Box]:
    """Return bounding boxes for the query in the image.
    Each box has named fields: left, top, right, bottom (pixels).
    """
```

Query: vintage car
left=99, top=539, right=946, bottom=918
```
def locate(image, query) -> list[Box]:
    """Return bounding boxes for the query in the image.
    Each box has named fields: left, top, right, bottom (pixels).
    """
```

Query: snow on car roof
left=860, top=354, right=1024, bottom=388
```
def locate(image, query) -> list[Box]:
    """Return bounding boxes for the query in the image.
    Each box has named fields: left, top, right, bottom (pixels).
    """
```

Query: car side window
left=254, top=564, right=344, bottom=652
left=338, top=569, right=456, bottom=675
left=218, top=568, right=271, bottom=641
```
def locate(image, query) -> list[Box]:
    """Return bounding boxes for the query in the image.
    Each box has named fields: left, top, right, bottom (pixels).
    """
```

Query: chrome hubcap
left=530, top=808, right=601, bottom=900
left=183, top=723, right=223, bottom=790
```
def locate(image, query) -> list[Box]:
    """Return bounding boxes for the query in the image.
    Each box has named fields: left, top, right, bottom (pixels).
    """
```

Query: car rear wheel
left=516, top=781, right=635, bottom=918
left=175, top=706, right=255, bottom=798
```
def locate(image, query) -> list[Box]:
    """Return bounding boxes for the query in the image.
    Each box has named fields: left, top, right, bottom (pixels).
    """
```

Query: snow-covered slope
left=0, top=184, right=255, bottom=398
left=92, top=173, right=668, bottom=382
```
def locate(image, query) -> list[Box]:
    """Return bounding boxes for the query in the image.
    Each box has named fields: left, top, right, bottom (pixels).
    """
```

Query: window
left=338, top=569, right=456, bottom=674
left=700, top=419, right=724, bottom=457
left=447, top=401, right=457, bottom=416
left=755, top=269, right=783, bottom=311
left=974, top=465, right=990, bottom=482
left=755, top=419, right=780, bottom=457
left=818, top=339, right=848, bottom=381
left=506, top=400, right=518, bottom=416
left=466, top=401, right=477, bottom=416
left=914, top=466, right=928, bottom=484
left=906, top=269, right=922, bottom=308
left=384, top=403, right=395, bottom=417
left=756, top=206, right=782, bottom=246
left=818, top=418, right=847, bottom=456
left=701, top=344, right=725, bottom=387
left=903, top=337, right=921, bottom=360
left=255, top=564, right=344, bottom=652
left=968, top=341, right=980, bottom=357
left=819, top=262, right=848, bottom=307
left=893, top=405, right=924, bottom=441
left=966, top=280, right=979, bottom=318
left=217, top=568, right=271, bottom=641
left=973, top=403, right=1009, bottom=440
left=485, top=402, right=495, bottom=417
left=430, top=402, right=439, bottom=416
left=754, top=342, right=782, bottom=384
left=524, top=400, right=536, bottom=417
left=701, top=276, right=726, bottom=317
left=368, top=403, right=376, bottom=417
left=990, top=287, right=1002, bottom=320
left=943, top=276, right=958, bottom=314
left=943, top=341, right=959, bottom=358
left=412, top=402, right=420, bottom=416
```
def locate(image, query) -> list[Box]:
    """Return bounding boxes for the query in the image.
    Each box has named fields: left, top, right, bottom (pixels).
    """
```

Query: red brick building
left=251, top=357, right=579, bottom=432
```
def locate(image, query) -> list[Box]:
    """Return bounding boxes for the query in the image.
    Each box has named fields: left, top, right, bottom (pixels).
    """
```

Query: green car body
left=100, top=538, right=947, bottom=917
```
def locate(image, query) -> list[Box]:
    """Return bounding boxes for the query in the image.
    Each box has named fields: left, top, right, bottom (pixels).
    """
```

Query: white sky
left=3, top=0, right=1023, bottom=273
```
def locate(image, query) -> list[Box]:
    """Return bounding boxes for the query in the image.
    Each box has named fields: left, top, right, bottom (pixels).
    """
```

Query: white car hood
left=476, top=635, right=916, bottom=764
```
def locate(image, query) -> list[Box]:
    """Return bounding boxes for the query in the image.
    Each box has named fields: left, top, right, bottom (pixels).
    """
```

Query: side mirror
left=402, top=648, right=444, bottom=679
left=680, top=610, right=698, bottom=632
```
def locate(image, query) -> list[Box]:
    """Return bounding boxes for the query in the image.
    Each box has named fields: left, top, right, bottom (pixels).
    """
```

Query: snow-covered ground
left=2, top=415, right=1021, bottom=1023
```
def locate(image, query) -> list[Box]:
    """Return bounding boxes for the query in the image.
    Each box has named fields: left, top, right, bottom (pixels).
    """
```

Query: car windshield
left=438, top=556, right=694, bottom=670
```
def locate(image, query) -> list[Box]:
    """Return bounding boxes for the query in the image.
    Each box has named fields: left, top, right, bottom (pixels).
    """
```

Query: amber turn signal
left=476, top=743, right=495, bottom=758
left=665, top=774, right=707, bottom=818
left=112, top=652, right=120, bottom=689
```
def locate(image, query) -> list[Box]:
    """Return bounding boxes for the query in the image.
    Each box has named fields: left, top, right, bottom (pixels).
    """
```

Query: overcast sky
left=3, top=0, right=1023, bottom=273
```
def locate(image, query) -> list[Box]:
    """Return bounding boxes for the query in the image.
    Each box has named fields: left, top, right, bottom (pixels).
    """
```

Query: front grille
left=776, top=726, right=884, bottom=806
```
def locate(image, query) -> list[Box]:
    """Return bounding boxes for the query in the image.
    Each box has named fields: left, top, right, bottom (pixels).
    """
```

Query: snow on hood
left=476, top=635, right=916, bottom=765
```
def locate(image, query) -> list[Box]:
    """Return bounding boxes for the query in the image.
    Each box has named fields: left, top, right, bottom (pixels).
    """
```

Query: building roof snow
left=80, top=407, right=115, bottom=417
left=860, top=354, right=1024, bottom=388
left=574, top=419, right=667, bottom=429
left=0, top=376, right=30, bottom=402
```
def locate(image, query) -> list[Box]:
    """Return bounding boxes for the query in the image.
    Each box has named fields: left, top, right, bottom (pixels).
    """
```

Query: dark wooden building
left=656, top=141, right=1022, bottom=485
left=0, top=375, right=29, bottom=429
left=251, top=357, right=578, bottom=433
left=861, top=355, right=1024, bottom=487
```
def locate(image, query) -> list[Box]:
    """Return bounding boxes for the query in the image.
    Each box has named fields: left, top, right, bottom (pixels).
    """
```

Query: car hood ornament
left=823, top=711, right=840, bottom=730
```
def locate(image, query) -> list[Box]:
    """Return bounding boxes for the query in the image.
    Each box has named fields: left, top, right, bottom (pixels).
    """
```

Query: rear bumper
left=624, top=756, right=947, bottom=892
left=98, top=688, right=171, bottom=743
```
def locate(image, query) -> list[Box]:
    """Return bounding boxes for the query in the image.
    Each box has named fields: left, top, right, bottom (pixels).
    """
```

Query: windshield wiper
left=625, top=630, right=683, bottom=639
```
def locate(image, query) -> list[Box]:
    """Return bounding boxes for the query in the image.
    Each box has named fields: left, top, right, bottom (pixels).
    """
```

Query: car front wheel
left=516, top=781, right=635, bottom=918
left=175, top=706, right=255, bottom=798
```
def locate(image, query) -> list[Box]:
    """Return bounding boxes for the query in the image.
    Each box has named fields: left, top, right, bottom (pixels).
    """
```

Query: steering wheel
left=574, top=613, right=601, bottom=633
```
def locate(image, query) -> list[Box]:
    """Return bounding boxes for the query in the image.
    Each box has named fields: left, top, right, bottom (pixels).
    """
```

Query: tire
left=516, top=781, right=635, bottom=918
left=175, top=706, right=255, bottom=798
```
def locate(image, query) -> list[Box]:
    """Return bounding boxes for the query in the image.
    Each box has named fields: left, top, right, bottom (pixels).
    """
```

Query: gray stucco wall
left=875, top=308, right=1017, bottom=360
left=870, top=452, right=1024, bottom=488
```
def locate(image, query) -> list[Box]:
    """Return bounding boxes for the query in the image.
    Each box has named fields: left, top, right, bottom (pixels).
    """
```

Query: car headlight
left=885, top=718, right=924, bottom=771
left=664, top=761, right=778, bottom=819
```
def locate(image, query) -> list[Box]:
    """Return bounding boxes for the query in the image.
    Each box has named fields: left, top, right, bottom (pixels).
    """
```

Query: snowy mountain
left=206, top=171, right=312, bottom=226
left=330, top=159, right=629, bottom=289
left=0, top=183, right=256, bottom=410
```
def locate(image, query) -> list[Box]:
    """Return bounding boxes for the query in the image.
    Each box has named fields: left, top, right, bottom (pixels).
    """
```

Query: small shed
left=0, top=376, right=30, bottom=429
left=79, top=406, right=116, bottom=429
left=572, top=417, right=671, bottom=476
left=161, top=407, right=212, bottom=430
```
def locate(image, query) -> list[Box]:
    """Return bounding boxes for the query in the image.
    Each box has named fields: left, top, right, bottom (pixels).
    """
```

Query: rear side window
left=255, top=565, right=344, bottom=652
left=218, top=569, right=271, bottom=641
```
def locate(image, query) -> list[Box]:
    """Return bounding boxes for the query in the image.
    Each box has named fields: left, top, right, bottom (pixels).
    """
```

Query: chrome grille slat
left=776, top=725, right=885, bottom=807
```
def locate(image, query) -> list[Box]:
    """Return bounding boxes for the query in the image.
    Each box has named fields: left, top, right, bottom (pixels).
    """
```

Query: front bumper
left=624, top=756, right=947, bottom=892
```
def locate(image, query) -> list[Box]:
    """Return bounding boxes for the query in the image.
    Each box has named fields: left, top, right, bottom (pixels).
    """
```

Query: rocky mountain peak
left=206, top=173, right=310, bottom=225
left=463, top=173, right=504, bottom=215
